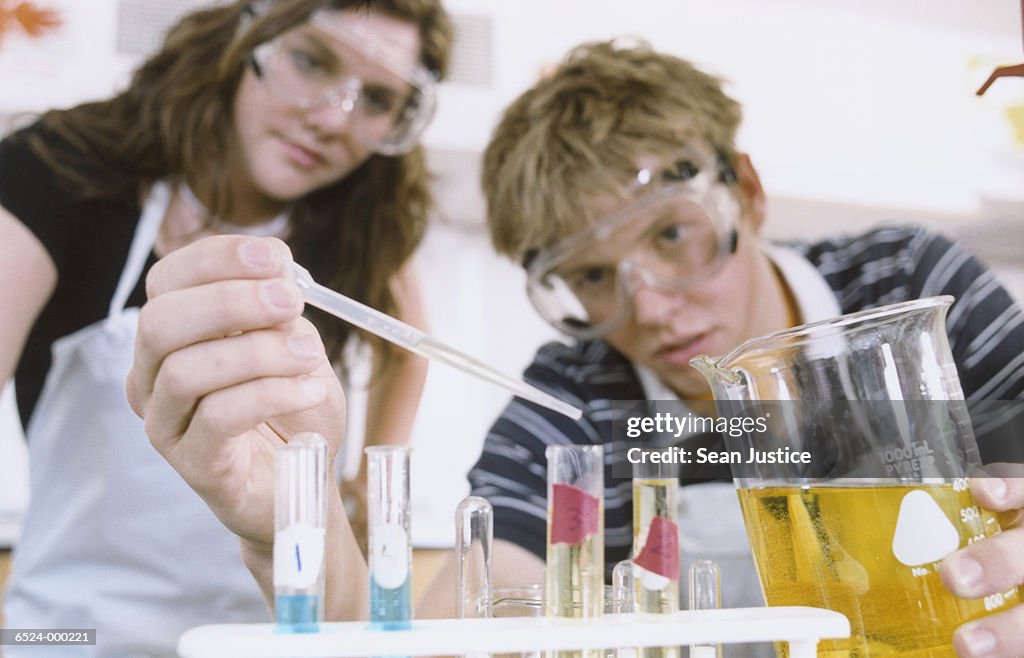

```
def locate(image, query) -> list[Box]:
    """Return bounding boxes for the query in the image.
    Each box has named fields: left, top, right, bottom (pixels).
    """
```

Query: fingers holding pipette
left=132, top=275, right=305, bottom=398
left=144, top=234, right=293, bottom=298
left=139, top=317, right=328, bottom=446
left=127, top=235, right=346, bottom=545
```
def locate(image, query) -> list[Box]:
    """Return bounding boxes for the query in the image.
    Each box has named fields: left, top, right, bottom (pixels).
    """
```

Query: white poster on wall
left=0, top=0, right=129, bottom=115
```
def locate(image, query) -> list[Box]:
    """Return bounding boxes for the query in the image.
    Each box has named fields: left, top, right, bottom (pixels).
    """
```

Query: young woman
left=0, top=1, right=450, bottom=655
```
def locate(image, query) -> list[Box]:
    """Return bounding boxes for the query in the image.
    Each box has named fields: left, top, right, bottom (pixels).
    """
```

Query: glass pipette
left=290, top=262, right=583, bottom=420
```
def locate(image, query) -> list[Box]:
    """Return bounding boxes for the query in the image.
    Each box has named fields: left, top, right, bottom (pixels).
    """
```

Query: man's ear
left=733, top=152, right=766, bottom=232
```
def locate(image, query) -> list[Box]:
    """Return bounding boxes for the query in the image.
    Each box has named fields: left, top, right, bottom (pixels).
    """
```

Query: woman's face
left=230, top=9, right=422, bottom=203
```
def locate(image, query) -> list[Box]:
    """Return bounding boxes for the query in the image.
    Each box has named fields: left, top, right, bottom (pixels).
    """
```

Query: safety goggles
left=250, top=10, right=437, bottom=155
left=525, top=149, right=741, bottom=340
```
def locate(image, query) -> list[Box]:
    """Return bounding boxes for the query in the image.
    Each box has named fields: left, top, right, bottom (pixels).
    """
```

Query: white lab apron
left=4, top=182, right=268, bottom=658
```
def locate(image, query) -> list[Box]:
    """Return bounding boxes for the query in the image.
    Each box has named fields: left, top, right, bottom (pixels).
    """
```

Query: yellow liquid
left=632, top=480, right=681, bottom=658
left=547, top=513, right=604, bottom=658
left=546, top=535, right=604, bottom=618
left=738, top=484, right=1019, bottom=657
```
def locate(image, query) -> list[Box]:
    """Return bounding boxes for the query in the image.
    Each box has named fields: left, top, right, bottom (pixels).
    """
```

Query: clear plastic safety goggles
left=525, top=149, right=742, bottom=340
left=250, top=10, right=437, bottom=155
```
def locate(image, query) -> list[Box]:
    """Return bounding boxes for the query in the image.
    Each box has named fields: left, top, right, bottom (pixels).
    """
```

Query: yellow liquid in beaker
left=738, top=483, right=1018, bottom=657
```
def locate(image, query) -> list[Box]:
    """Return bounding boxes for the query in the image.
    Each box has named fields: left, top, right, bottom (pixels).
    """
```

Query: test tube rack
left=178, top=605, right=849, bottom=658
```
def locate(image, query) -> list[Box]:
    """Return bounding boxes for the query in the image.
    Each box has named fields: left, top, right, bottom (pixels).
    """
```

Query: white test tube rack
left=178, top=605, right=849, bottom=658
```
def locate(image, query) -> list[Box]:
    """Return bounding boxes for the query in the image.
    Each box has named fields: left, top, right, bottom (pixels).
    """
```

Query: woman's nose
left=302, top=100, right=355, bottom=138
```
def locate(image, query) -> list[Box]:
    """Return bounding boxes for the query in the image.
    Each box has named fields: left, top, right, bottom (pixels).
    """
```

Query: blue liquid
left=369, top=576, right=412, bottom=630
left=275, top=594, right=320, bottom=633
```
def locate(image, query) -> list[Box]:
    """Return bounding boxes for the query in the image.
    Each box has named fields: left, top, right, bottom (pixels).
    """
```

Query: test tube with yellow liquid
left=631, top=460, right=680, bottom=658
left=546, top=445, right=604, bottom=658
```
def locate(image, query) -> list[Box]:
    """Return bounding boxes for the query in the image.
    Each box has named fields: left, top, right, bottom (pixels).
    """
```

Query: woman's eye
left=289, top=48, right=328, bottom=75
left=361, top=87, right=399, bottom=116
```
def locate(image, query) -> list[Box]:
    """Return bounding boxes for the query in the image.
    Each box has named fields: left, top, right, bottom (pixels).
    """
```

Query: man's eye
left=663, top=159, right=700, bottom=182
left=571, top=267, right=613, bottom=292
left=658, top=224, right=684, bottom=244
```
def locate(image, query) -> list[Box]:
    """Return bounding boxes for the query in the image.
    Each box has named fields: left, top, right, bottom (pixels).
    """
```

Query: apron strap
left=106, top=181, right=171, bottom=323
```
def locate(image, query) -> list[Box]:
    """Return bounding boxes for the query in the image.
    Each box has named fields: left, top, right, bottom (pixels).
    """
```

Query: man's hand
left=941, top=473, right=1024, bottom=658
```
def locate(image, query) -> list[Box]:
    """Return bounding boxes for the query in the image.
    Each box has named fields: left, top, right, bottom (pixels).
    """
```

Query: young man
left=131, top=39, right=1024, bottom=658
left=463, top=39, right=1024, bottom=656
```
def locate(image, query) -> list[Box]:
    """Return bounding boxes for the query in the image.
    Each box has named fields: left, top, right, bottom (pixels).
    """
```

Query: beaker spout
left=689, top=354, right=742, bottom=390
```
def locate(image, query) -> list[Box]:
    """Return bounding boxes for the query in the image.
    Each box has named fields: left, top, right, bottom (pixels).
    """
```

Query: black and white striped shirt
left=467, top=225, right=1024, bottom=577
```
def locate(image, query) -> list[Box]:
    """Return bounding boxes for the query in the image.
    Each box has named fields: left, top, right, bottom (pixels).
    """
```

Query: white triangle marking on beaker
left=892, top=490, right=960, bottom=567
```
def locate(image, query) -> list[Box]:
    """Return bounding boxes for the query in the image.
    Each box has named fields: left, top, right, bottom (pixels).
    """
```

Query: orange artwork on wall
left=0, top=1, right=62, bottom=49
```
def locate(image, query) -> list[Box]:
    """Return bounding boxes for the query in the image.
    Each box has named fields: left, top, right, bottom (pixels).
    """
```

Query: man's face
left=601, top=213, right=781, bottom=399
left=531, top=151, right=787, bottom=399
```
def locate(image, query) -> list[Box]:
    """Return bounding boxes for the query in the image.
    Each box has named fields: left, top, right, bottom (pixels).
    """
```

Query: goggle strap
left=717, top=155, right=737, bottom=185
left=248, top=51, right=264, bottom=78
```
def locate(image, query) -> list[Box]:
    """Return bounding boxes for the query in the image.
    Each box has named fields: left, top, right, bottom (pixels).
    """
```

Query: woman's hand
left=126, top=235, right=347, bottom=550
left=941, top=473, right=1024, bottom=658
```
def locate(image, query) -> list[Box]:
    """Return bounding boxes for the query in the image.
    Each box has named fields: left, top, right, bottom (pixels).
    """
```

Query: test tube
left=546, top=444, right=604, bottom=620
left=631, top=460, right=680, bottom=612
left=688, top=559, right=722, bottom=658
left=274, top=432, right=329, bottom=633
left=611, top=559, right=636, bottom=614
left=367, top=446, right=413, bottom=630
left=631, top=460, right=679, bottom=658
left=456, top=496, right=493, bottom=619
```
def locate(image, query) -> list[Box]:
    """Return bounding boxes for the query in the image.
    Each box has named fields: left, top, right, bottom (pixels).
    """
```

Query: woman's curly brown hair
left=25, top=0, right=452, bottom=374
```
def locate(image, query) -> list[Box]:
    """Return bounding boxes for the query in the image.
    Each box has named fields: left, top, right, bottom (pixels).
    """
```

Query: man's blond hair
left=482, top=39, right=742, bottom=262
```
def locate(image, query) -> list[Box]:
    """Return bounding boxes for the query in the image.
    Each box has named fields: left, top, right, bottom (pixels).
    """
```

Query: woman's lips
left=655, top=331, right=714, bottom=367
left=280, top=138, right=326, bottom=170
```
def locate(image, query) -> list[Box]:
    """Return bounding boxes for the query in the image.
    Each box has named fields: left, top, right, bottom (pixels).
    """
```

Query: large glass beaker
left=690, top=296, right=1018, bottom=657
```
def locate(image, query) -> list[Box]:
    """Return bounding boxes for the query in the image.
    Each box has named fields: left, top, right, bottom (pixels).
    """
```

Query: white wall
left=414, top=0, right=1024, bottom=545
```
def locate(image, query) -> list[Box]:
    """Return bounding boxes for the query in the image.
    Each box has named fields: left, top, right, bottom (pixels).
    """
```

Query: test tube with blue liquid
left=274, top=432, right=328, bottom=633
left=367, top=446, right=413, bottom=630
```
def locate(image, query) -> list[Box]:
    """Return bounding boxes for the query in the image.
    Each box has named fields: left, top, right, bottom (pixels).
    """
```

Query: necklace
left=177, top=181, right=292, bottom=237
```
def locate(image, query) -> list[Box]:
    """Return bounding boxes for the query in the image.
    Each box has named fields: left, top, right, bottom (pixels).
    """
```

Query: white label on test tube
left=371, top=522, right=410, bottom=589
left=274, top=523, right=327, bottom=589
left=274, top=432, right=328, bottom=633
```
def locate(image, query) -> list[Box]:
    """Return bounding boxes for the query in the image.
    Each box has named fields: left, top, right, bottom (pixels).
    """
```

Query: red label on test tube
left=550, top=483, right=600, bottom=545
left=633, top=515, right=680, bottom=580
